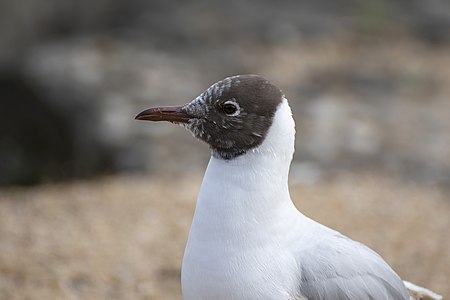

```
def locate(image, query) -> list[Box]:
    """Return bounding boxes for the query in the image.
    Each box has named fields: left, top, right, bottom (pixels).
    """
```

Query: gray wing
left=296, top=232, right=410, bottom=300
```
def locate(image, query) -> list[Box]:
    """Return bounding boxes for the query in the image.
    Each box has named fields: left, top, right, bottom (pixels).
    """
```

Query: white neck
left=188, top=99, right=300, bottom=242
left=182, top=99, right=305, bottom=299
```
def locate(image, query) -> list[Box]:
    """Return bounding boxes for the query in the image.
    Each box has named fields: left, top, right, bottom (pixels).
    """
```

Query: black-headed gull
left=136, top=75, right=442, bottom=300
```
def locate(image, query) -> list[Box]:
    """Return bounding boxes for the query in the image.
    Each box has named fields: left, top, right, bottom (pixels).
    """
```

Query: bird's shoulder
left=294, top=224, right=409, bottom=300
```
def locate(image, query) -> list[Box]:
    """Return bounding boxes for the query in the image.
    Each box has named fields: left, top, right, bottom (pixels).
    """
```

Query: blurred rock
left=0, top=70, right=75, bottom=185
left=21, top=38, right=212, bottom=182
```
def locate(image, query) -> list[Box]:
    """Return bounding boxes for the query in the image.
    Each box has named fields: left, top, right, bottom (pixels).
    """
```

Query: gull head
left=136, top=74, right=286, bottom=160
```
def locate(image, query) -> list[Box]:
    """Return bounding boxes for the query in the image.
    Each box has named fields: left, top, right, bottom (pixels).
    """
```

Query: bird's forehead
left=201, top=76, right=242, bottom=103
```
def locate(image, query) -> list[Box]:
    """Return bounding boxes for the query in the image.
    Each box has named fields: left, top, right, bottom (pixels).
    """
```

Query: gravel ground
left=0, top=174, right=448, bottom=299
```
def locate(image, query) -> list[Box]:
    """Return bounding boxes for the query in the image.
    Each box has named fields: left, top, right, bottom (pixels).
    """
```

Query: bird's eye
left=222, top=101, right=240, bottom=116
left=223, top=103, right=237, bottom=114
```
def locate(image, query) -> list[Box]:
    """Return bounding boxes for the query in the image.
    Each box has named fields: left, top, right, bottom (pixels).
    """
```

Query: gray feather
left=296, top=229, right=410, bottom=300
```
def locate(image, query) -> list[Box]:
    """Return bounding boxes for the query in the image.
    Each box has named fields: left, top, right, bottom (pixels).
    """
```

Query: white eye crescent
left=222, top=100, right=240, bottom=116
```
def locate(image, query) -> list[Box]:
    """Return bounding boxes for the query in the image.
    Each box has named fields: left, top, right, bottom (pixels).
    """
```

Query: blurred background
left=0, top=0, right=449, bottom=299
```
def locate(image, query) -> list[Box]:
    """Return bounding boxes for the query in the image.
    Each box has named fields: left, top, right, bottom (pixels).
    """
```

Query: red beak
left=135, top=105, right=191, bottom=123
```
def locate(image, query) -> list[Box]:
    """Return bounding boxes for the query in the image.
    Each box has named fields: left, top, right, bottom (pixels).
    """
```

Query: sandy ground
left=0, top=174, right=448, bottom=299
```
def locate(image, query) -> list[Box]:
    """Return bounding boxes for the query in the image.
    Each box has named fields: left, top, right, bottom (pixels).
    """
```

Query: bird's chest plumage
left=180, top=140, right=301, bottom=300
left=181, top=238, right=299, bottom=300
